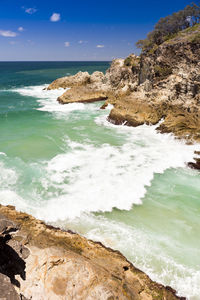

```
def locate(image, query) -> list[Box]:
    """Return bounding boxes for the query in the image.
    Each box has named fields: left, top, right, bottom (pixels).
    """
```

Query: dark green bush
left=154, top=65, right=172, bottom=78
left=136, top=3, right=200, bottom=53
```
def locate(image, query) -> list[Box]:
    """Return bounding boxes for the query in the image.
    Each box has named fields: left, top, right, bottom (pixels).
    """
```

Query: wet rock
left=188, top=157, right=200, bottom=170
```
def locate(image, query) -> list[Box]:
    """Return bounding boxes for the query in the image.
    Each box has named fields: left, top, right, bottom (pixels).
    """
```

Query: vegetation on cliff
left=136, top=2, right=200, bottom=52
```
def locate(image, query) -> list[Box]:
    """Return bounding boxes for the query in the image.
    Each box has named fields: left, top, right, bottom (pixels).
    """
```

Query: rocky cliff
left=48, top=24, right=200, bottom=143
left=0, top=205, right=184, bottom=300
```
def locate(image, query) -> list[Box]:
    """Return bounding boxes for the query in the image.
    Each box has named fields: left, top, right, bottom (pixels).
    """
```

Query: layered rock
left=107, top=25, right=200, bottom=142
left=0, top=205, right=184, bottom=300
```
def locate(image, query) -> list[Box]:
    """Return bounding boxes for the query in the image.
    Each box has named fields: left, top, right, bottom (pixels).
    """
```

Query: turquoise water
left=0, top=62, right=200, bottom=299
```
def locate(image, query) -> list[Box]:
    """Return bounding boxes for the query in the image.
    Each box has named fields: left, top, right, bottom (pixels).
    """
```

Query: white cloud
left=25, top=8, right=37, bottom=14
left=96, top=45, right=104, bottom=48
left=18, top=27, right=24, bottom=32
left=50, top=13, right=61, bottom=22
left=64, top=41, right=70, bottom=47
left=78, top=40, right=88, bottom=44
left=0, top=30, right=17, bottom=37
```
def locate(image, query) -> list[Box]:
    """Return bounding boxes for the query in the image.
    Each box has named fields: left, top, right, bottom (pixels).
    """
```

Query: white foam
left=71, top=214, right=200, bottom=300
left=1, top=89, right=199, bottom=298
left=0, top=161, right=18, bottom=188
left=12, top=84, right=86, bottom=115
left=29, top=125, right=199, bottom=222
left=0, top=152, right=6, bottom=156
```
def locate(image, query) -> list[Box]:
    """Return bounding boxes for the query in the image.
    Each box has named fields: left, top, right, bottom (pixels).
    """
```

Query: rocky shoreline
left=0, top=205, right=185, bottom=299
left=1, top=24, right=199, bottom=300
left=48, top=24, right=200, bottom=145
left=47, top=24, right=200, bottom=170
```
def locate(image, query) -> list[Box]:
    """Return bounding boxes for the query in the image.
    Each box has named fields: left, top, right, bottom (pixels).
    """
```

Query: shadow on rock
left=0, top=234, right=26, bottom=287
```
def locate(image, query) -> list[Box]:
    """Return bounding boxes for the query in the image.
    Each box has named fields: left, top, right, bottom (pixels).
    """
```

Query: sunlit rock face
left=0, top=205, right=184, bottom=300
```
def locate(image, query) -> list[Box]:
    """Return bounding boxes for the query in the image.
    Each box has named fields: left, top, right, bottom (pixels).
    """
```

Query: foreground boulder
left=0, top=205, right=184, bottom=300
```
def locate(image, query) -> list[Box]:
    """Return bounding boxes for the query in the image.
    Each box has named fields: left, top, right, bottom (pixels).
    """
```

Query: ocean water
left=0, top=61, right=200, bottom=299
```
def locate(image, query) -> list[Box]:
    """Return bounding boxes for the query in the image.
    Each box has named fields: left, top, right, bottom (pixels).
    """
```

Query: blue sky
left=0, top=0, right=192, bottom=61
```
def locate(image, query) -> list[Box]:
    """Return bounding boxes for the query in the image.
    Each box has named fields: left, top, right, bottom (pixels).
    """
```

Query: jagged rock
left=47, top=55, right=140, bottom=105
left=107, top=24, right=200, bottom=142
left=47, top=24, right=200, bottom=143
left=0, top=205, right=184, bottom=300
left=108, top=97, right=164, bottom=126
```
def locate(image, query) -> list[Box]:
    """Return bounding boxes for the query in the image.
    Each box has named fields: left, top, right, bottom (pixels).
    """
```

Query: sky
left=0, top=0, right=193, bottom=61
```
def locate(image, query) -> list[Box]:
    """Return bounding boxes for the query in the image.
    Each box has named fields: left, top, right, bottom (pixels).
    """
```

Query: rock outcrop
left=47, top=55, right=140, bottom=104
left=57, top=86, right=108, bottom=104
left=107, top=25, right=200, bottom=142
left=0, top=205, right=185, bottom=300
left=48, top=24, right=200, bottom=143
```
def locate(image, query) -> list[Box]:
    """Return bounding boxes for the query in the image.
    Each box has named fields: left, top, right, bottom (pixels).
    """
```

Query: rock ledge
left=0, top=204, right=185, bottom=300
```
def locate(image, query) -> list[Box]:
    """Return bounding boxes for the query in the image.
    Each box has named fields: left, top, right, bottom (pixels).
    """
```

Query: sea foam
left=2, top=83, right=200, bottom=299
left=12, top=84, right=85, bottom=115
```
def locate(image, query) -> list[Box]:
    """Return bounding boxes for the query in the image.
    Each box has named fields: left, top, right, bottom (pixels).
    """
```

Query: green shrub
left=190, top=32, right=200, bottom=43
left=136, top=3, right=200, bottom=53
left=154, top=65, right=172, bottom=78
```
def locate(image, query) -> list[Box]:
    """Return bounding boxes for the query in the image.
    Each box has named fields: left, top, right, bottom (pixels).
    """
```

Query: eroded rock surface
left=47, top=55, right=140, bottom=105
left=0, top=205, right=184, bottom=300
left=58, top=86, right=108, bottom=104
left=48, top=25, right=200, bottom=143
left=107, top=25, right=200, bottom=143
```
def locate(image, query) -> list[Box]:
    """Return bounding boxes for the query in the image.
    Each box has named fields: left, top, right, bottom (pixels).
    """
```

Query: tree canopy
left=136, top=2, right=200, bottom=52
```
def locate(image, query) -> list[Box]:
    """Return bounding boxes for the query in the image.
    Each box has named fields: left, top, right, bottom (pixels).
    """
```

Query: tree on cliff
left=136, top=2, right=200, bottom=52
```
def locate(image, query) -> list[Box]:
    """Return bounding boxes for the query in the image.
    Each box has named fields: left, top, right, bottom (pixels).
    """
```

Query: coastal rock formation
left=108, top=25, right=200, bottom=142
left=48, top=24, right=200, bottom=143
left=47, top=55, right=140, bottom=104
left=58, top=86, right=108, bottom=104
left=0, top=205, right=184, bottom=300
left=47, top=71, right=91, bottom=89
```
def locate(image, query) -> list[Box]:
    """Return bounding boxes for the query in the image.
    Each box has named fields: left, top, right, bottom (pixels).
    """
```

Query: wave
left=60, top=213, right=200, bottom=300
left=11, top=84, right=86, bottom=115
left=0, top=124, right=197, bottom=221
left=1, top=84, right=200, bottom=299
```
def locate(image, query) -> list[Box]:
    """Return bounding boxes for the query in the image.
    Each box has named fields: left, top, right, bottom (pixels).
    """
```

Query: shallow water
left=0, top=62, right=200, bottom=299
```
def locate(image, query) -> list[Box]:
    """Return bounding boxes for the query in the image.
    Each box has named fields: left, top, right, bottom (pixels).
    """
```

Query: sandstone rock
left=108, top=95, right=164, bottom=127
left=47, top=56, right=140, bottom=106
left=0, top=205, right=184, bottom=300
left=0, top=273, right=20, bottom=300
left=47, top=24, right=200, bottom=143
left=107, top=25, right=200, bottom=143
left=47, top=71, right=91, bottom=90
left=57, top=86, right=108, bottom=104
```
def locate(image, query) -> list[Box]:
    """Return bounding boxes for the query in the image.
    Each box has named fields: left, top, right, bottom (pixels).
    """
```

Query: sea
left=0, top=61, right=200, bottom=299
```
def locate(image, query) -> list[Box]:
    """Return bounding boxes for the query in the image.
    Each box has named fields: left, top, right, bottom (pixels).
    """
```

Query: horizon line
left=0, top=60, right=112, bottom=62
